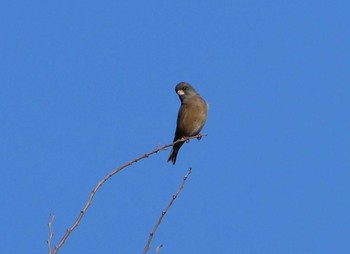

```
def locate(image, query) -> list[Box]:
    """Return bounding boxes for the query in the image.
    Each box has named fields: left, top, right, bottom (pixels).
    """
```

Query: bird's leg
left=180, top=137, right=190, bottom=143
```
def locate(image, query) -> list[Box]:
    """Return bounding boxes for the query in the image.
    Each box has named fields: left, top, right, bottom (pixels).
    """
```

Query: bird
left=167, top=82, right=208, bottom=164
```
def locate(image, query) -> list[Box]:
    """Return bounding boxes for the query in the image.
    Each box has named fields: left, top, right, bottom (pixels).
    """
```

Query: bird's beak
left=177, top=89, right=185, bottom=96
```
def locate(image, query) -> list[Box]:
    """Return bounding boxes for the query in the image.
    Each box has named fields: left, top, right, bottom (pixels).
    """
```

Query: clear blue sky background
left=1, top=1, right=349, bottom=253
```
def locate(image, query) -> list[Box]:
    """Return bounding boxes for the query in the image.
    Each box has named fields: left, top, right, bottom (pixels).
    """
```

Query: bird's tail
left=167, top=142, right=184, bottom=165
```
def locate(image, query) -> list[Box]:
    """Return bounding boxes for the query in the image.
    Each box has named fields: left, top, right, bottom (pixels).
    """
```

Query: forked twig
left=48, top=134, right=206, bottom=254
left=143, top=168, right=193, bottom=254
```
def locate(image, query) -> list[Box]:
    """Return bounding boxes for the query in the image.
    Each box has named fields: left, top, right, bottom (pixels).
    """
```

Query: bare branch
left=143, top=168, right=193, bottom=254
left=47, top=214, right=55, bottom=254
left=51, top=134, right=206, bottom=254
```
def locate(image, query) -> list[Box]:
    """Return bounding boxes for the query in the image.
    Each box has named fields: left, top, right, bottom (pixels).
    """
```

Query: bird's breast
left=177, top=97, right=207, bottom=137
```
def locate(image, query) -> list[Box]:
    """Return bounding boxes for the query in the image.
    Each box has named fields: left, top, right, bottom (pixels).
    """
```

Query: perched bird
left=167, top=82, right=208, bottom=164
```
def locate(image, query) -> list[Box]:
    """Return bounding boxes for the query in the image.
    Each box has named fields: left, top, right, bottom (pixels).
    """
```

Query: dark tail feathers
left=167, top=142, right=184, bottom=165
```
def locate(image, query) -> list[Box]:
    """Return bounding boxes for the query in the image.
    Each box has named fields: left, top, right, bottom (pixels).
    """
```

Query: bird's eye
left=183, top=86, right=187, bottom=90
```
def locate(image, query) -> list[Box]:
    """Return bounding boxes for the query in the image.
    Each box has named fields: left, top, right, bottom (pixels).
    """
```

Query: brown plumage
left=167, top=82, right=208, bottom=165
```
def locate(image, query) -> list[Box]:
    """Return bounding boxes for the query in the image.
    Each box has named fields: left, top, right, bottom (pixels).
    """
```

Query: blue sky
left=1, top=1, right=349, bottom=253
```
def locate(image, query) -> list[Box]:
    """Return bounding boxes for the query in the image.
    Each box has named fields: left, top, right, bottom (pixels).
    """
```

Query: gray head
left=175, top=82, right=198, bottom=103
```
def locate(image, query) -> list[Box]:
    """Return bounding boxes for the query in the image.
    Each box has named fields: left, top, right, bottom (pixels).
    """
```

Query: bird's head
left=175, top=82, right=198, bottom=103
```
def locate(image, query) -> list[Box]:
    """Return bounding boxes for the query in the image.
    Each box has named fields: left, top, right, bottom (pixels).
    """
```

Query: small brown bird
left=167, top=82, right=208, bottom=164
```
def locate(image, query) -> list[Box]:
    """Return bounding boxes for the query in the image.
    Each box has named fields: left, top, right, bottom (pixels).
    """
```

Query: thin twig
left=155, top=244, right=163, bottom=254
left=47, top=214, right=55, bottom=254
left=50, top=134, right=206, bottom=254
left=143, top=168, right=193, bottom=254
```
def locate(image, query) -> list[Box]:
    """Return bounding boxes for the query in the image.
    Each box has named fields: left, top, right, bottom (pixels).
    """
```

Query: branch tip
left=143, top=167, right=193, bottom=253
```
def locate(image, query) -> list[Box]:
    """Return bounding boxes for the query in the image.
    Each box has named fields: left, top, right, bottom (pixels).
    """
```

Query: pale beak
left=177, top=89, right=185, bottom=96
